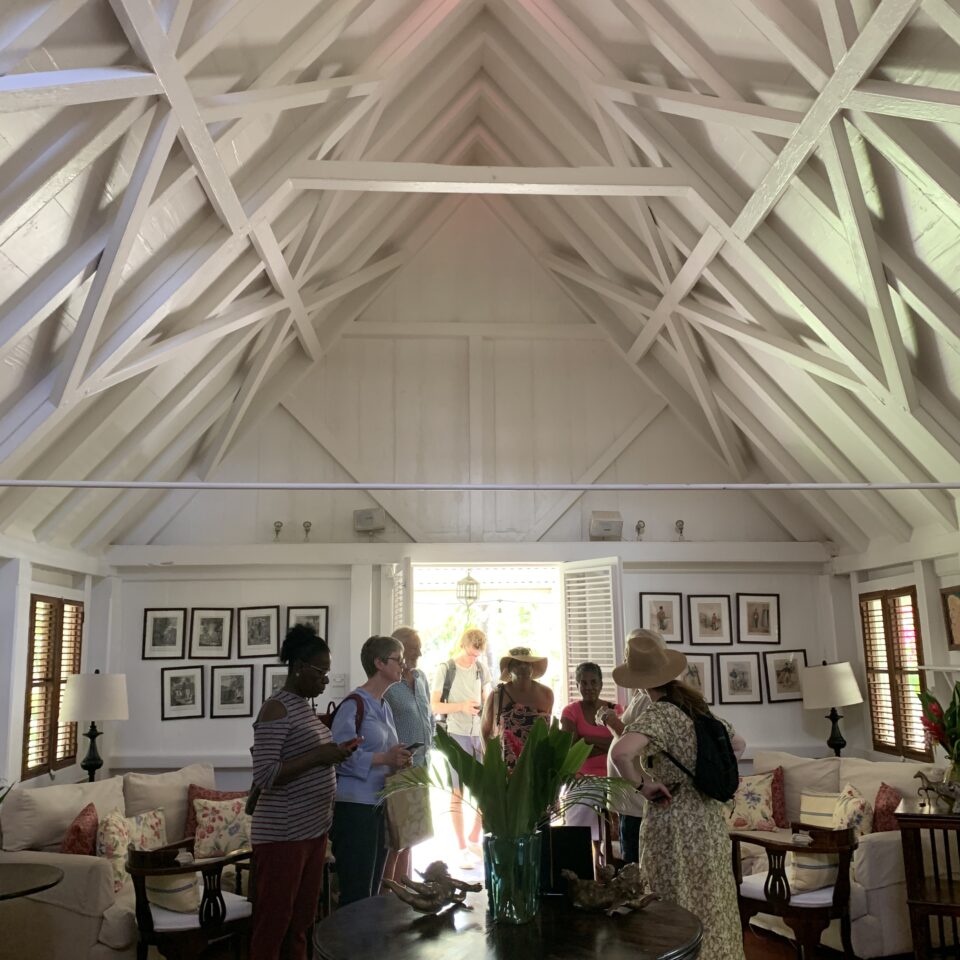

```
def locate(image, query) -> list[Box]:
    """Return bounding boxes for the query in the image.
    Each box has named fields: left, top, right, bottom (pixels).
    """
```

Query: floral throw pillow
left=834, top=783, right=873, bottom=837
left=872, top=782, right=903, bottom=833
left=728, top=770, right=778, bottom=831
left=60, top=802, right=99, bottom=856
left=183, top=784, right=248, bottom=842
left=193, top=797, right=251, bottom=858
left=96, top=808, right=167, bottom=893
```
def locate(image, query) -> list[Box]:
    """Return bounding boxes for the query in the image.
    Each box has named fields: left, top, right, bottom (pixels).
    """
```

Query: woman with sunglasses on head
left=250, top=625, right=358, bottom=960
left=330, top=635, right=413, bottom=905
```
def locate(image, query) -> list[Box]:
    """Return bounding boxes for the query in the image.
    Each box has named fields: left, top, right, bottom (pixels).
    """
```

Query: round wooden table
left=0, top=863, right=64, bottom=901
left=314, top=891, right=702, bottom=959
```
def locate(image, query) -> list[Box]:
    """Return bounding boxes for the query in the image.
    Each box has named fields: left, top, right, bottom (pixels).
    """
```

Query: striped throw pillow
left=786, top=791, right=841, bottom=892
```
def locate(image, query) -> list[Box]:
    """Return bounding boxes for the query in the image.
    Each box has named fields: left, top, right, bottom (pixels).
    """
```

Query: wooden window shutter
left=561, top=559, right=623, bottom=707
left=21, top=595, right=84, bottom=779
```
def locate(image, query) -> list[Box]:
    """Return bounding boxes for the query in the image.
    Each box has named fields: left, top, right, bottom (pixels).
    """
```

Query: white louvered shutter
left=561, top=558, right=624, bottom=707
left=389, top=558, right=412, bottom=632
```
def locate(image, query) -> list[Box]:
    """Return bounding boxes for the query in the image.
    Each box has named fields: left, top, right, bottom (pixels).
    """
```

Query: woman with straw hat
left=481, top=646, right=553, bottom=767
left=609, top=631, right=746, bottom=960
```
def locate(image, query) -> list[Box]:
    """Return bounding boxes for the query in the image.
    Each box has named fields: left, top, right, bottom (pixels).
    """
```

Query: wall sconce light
left=273, top=520, right=283, bottom=540
left=635, top=520, right=645, bottom=541
left=675, top=520, right=685, bottom=541
left=303, top=520, right=312, bottom=541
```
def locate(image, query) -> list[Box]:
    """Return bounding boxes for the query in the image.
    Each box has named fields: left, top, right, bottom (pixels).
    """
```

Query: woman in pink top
left=560, top=662, right=623, bottom=851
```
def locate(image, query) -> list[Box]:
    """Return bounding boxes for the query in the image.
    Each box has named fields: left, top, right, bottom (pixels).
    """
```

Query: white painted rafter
left=848, top=79, right=960, bottom=125
left=0, top=68, right=161, bottom=112
left=0, top=0, right=89, bottom=74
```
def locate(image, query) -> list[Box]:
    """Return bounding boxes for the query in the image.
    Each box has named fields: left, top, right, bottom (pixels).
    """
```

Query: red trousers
left=251, top=835, right=327, bottom=960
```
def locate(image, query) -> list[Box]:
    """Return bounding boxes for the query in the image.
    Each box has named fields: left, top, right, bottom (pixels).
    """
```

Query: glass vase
left=482, top=831, right=542, bottom=924
left=946, top=760, right=960, bottom=785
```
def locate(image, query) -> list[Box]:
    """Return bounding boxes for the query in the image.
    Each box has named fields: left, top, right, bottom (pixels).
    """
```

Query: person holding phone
left=250, top=625, right=358, bottom=960
left=330, top=635, right=412, bottom=905
left=383, top=626, right=434, bottom=883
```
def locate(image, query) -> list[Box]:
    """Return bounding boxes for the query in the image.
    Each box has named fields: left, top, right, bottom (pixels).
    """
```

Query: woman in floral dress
left=610, top=631, right=746, bottom=960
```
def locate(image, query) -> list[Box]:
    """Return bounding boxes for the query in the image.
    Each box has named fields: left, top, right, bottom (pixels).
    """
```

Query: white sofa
left=733, top=750, right=941, bottom=958
left=0, top=764, right=216, bottom=960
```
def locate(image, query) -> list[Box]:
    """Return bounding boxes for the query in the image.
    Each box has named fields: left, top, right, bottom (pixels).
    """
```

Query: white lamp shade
left=801, top=661, right=864, bottom=710
left=61, top=673, right=129, bottom=722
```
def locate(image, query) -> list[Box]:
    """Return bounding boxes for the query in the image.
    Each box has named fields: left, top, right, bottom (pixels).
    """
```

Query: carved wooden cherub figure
left=382, top=860, right=483, bottom=913
left=561, top=861, right=659, bottom=915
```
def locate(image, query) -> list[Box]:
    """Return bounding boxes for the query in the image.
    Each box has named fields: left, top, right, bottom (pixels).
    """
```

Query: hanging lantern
left=456, top=569, right=480, bottom=608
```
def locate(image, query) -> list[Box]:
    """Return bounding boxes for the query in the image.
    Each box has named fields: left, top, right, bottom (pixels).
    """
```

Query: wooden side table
left=895, top=797, right=960, bottom=958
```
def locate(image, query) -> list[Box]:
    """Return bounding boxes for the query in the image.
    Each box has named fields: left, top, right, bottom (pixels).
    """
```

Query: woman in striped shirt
left=250, top=626, right=358, bottom=960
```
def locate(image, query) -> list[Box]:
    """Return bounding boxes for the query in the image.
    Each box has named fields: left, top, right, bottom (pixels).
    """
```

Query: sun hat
left=499, top=646, right=548, bottom=680
left=611, top=629, right=687, bottom=689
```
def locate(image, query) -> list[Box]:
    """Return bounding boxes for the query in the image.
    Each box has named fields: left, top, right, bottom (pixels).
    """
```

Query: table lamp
left=801, top=660, right=863, bottom=757
left=60, top=670, right=128, bottom=781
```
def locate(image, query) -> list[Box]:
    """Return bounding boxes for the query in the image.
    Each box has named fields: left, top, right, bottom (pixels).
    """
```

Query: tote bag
left=384, top=774, right=433, bottom=850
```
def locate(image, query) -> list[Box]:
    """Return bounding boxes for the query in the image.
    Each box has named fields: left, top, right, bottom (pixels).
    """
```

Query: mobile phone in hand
left=405, top=741, right=424, bottom=751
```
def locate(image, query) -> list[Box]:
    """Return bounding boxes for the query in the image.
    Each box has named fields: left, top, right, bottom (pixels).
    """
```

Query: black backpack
left=662, top=711, right=739, bottom=803
left=435, top=658, right=482, bottom=729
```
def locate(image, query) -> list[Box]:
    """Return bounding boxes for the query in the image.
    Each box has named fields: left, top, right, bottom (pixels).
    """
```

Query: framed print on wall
left=678, top=654, right=714, bottom=705
left=287, top=605, right=330, bottom=637
left=640, top=593, right=683, bottom=645
left=941, top=586, right=960, bottom=652
left=737, top=593, right=780, bottom=644
left=688, top=595, right=732, bottom=645
left=189, top=608, right=233, bottom=659
left=263, top=665, right=287, bottom=702
left=763, top=649, right=807, bottom=703
left=142, top=608, right=187, bottom=659
left=238, top=606, right=280, bottom=658
left=717, top=652, right=762, bottom=705
left=161, top=665, right=204, bottom=720
left=210, top=665, right=254, bottom=718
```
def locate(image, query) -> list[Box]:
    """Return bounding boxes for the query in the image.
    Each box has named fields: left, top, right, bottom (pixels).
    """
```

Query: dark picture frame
left=142, top=608, right=187, bottom=660
left=763, top=649, right=807, bottom=703
left=286, top=605, right=330, bottom=638
left=263, top=664, right=287, bottom=702
left=640, top=593, right=683, bottom=645
left=941, top=586, right=960, bottom=652
left=688, top=595, right=733, bottom=646
left=210, top=665, right=254, bottom=718
left=678, top=654, right=714, bottom=705
left=237, top=606, right=280, bottom=658
left=160, top=665, right=204, bottom=720
left=188, top=608, right=233, bottom=659
left=737, top=593, right=781, bottom=645
left=717, top=652, right=762, bottom=705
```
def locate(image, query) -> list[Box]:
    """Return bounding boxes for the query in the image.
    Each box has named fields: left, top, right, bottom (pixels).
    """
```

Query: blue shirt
left=331, top=688, right=399, bottom=805
left=383, top=670, right=434, bottom=767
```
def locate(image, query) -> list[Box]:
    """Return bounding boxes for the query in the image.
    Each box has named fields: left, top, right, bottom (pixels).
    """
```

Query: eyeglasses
left=384, top=656, right=406, bottom=667
left=300, top=663, right=329, bottom=679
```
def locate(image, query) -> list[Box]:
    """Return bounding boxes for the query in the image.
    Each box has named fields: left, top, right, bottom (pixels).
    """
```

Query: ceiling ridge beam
left=343, top=321, right=605, bottom=341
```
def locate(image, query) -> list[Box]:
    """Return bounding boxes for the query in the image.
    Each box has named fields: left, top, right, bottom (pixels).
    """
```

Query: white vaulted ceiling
left=1, top=0, right=959, bottom=555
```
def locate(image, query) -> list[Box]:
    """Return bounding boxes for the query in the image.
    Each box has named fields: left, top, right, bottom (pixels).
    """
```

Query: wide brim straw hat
left=612, top=629, right=687, bottom=689
left=499, top=646, right=548, bottom=680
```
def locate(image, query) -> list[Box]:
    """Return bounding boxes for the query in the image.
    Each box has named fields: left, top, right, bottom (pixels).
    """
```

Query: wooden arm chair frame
left=126, top=836, right=252, bottom=960
left=731, top=822, right=859, bottom=960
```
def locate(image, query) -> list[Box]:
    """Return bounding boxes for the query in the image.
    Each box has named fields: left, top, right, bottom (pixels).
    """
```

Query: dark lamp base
left=80, top=722, right=103, bottom=783
left=825, top=707, right=846, bottom=758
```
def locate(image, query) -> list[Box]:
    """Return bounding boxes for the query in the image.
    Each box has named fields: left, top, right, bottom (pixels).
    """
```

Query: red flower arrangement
left=919, top=685, right=960, bottom=760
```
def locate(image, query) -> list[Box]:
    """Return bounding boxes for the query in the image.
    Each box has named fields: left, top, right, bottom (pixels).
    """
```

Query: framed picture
left=263, top=664, right=287, bottom=702
left=678, top=654, right=714, bottom=705
left=688, top=595, right=732, bottom=645
left=238, top=606, right=280, bottom=658
left=640, top=593, right=683, bottom=645
left=210, top=665, right=254, bottom=718
left=941, top=586, right=960, bottom=652
left=717, top=653, right=762, bottom=705
left=142, top=608, right=186, bottom=659
left=161, top=665, right=204, bottom=720
left=737, top=593, right=780, bottom=644
left=286, top=605, right=330, bottom=637
left=763, top=649, right=807, bottom=703
left=189, top=608, right=233, bottom=659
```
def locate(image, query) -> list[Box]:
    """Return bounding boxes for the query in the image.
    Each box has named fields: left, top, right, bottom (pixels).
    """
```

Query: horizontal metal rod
left=0, top=480, right=958, bottom=492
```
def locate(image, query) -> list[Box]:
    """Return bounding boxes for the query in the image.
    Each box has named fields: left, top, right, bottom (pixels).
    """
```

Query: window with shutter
left=21, top=594, right=84, bottom=779
left=859, top=586, right=931, bottom=761
left=561, top=559, right=624, bottom=707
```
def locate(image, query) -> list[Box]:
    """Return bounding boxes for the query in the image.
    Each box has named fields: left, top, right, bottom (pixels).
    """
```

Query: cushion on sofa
left=753, top=751, right=840, bottom=824
left=839, top=756, right=941, bottom=813
left=183, top=784, right=247, bottom=841
left=770, top=766, right=787, bottom=828
left=193, top=797, right=251, bottom=858
left=872, top=782, right=902, bottom=832
left=730, top=771, right=778, bottom=831
left=145, top=872, right=201, bottom=913
left=97, top=808, right=167, bottom=893
left=60, top=802, right=99, bottom=856
left=1, top=776, right=124, bottom=851
left=787, top=791, right=841, bottom=891
left=123, top=763, right=215, bottom=842
left=834, top=783, right=873, bottom=837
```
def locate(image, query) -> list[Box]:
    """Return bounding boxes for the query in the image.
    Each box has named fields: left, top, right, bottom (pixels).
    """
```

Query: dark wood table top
left=0, top=863, right=64, bottom=901
left=314, top=891, right=702, bottom=960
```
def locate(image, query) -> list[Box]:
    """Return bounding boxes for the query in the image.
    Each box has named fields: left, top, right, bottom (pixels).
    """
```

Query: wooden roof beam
left=0, top=67, right=161, bottom=112
left=0, top=0, right=89, bottom=74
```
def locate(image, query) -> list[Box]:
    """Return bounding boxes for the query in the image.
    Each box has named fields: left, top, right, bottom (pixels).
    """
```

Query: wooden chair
left=126, top=837, right=252, bottom=960
left=730, top=822, right=859, bottom=959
